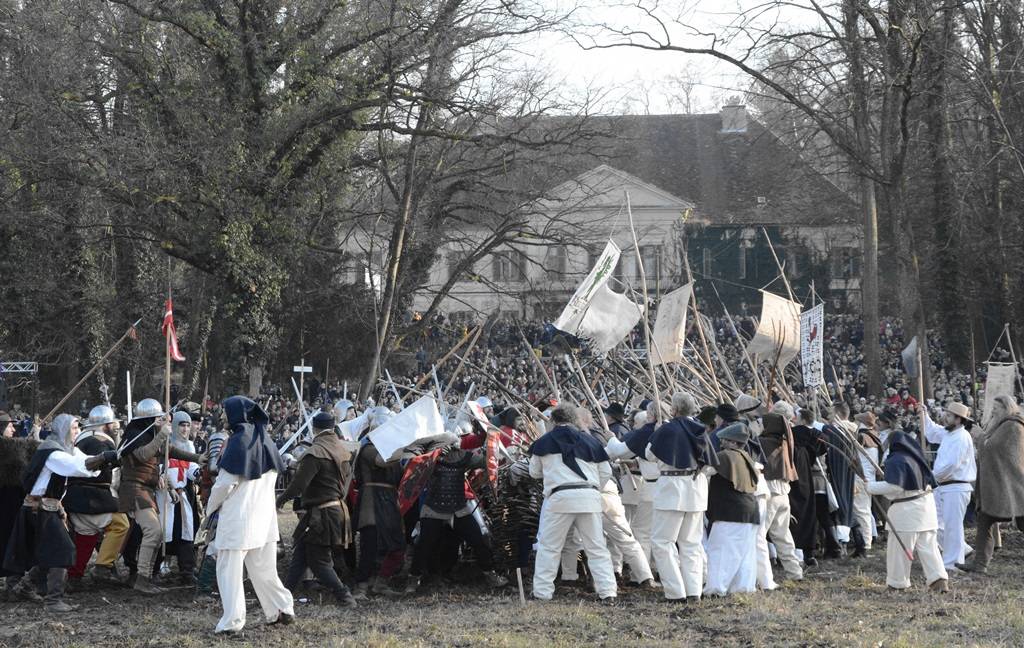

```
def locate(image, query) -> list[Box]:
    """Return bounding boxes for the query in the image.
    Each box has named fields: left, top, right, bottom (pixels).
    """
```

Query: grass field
left=2, top=516, right=1023, bottom=648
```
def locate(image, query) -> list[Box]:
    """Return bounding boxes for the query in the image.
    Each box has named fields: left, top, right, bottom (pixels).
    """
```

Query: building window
left=547, top=245, right=568, bottom=279
left=738, top=245, right=747, bottom=280
left=447, top=252, right=462, bottom=282
left=702, top=247, right=712, bottom=276
left=638, top=245, right=661, bottom=280
left=786, top=248, right=799, bottom=278
left=616, top=249, right=635, bottom=285
left=370, top=249, right=384, bottom=273
left=493, top=249, right=527, bottom=282
left=830, top=247, right=860, bottom=279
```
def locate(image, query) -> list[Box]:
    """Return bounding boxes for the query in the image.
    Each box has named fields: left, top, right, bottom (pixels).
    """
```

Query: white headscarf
left=40, top=414, right=76, bottom=453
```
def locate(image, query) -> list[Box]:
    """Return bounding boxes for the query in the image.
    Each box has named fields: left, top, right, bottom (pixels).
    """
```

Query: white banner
left=746, top=290, right=801, bottom=367
left=800, top=303, right=825, bottom=387
left=651, top=283, right=693, bottom=366
left=367, top=396, right=446, bottom=460
left=576, top=283, right=644, bottom=354
left=982, top=363, right=1018, bottom=425
left=554, top=240, right=621, bottom=335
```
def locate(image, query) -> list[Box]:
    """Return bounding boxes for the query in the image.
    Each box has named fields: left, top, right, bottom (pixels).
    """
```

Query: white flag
left=367, top=396, right=446, bottom=460
left=651, top=283, right=692, bottom=365
left=800, top=304, right=825, bottom=388
left=746, top=290, right=801, bottom=367
left=982, top=363, right=1018, bottom=425
left=554, top=241, right=621, bottom=335
left=576, top=283, right=644, bottom=354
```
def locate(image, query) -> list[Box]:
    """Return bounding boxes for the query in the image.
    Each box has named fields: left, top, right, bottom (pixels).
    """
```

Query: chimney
left=720, top=105, right=747, bottom=134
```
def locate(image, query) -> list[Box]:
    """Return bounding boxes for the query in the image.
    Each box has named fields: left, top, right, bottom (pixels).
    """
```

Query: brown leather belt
left=362, top=482, right=396, bottom=489
left=315, top=500, right=342, bottom=509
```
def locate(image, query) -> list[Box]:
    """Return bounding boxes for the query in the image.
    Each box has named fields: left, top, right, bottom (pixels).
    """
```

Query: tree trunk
left=844, top=0, right=883, bottom=396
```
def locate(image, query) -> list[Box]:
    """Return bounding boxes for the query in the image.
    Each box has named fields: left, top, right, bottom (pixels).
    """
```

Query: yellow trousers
left=96, top=513, right=130, bottom=568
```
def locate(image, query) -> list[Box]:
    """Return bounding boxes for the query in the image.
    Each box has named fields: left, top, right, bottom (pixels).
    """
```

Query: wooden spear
left=42, top=318, right=142, bottom=422
left=625, top=193, right=666, bottom=424
left=401, top=325, right=478, bottom=405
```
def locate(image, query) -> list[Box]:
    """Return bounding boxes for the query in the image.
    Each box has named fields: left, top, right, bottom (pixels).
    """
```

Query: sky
left=515, top=0, right=819, bottom=115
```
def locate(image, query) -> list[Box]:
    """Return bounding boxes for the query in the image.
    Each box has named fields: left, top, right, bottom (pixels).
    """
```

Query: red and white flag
left=161, top=298, right=186, bottom=362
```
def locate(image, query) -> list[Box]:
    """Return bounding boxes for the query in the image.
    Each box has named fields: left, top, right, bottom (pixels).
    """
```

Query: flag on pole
left=800, top=303, right=825, bottom=387
left=575, top=283, right=644, bottom=354
left=901, top=336, right=919, bottom=379
left=553, top=240, right=642, bottom=353
left=554, top=240, right=621, bottom=334
left=162, top=298, right=186, bottom=362
left=746, top=290, right=801, bottom=366
left=368, top=395, right=447, bottom=461
left=982, top=362, right=1018, bottom=425
left=651, top=282, right=693, bottom=365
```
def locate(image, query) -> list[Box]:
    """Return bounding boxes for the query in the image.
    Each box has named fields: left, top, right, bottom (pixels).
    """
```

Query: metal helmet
left=171, top=411, right=192, bottom=427
left=333, top=399, right=354, bottom=421
left=368, top=406, right=393, bottom=431
left=84, top=404, right=118, bottom=429
left=134, top=398, right=165, bottom=420
left=477, top=396, right=493, bottom=410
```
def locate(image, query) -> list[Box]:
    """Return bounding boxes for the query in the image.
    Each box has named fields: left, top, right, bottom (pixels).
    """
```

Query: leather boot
left=370, top=576, right=402, bottom=597
left=352, top=582, right=369, bottom=601
left=133, top=575, right=163, bottom=595
left=928, top=578, right=950, bottom=593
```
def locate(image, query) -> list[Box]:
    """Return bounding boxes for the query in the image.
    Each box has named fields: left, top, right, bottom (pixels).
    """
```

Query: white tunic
left=606, top=437, right=658, bottom=504
left=924, top=415, right=976, bottom=492
left=158, top=450, right=201, bottom=542
left=207, top=469, right=281, bottom=551
left=643, top=443, right=709, bottom=513
left=30, top=448, right=99, bottom=496
left=866, top=481, right=938, bottom=533
left=337, top=411, right=371, bottom=442
left=529, top=453, right=609, bottom=514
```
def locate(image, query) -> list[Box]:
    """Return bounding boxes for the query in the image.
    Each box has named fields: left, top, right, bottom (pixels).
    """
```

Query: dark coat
left=789, top=424, right=826, bottom=551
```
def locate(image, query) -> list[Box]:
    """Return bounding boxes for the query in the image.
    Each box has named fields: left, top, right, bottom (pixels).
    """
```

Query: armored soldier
left=65, top=404, right=130, bottom=586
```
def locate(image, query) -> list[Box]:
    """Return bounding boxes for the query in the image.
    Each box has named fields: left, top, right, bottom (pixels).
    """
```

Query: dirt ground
left=2, top=517, right=1023, bottom=648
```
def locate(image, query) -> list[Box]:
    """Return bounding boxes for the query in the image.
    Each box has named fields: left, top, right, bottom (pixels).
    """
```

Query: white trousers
left=602, top=492, right=653, bottom=583
left=560, top=530, right=582, bottom=580
left=215, top=542, right=295, bottom=633
left=754, top=496, right=776, bottom=590
left=534, top=508, right=616, bottom=600
left=705, top=521, right=758, bottom=596
left=852, top=480, right=874, bottom=548
left=765, top=492, right=803, bottom=578
left=651, top=510, right=705, bottom=599
left=886, top=529, right=948, bottom=589
left=935, top=490, right=971, bottom=568
left=630, top=500, right=654, bottom=563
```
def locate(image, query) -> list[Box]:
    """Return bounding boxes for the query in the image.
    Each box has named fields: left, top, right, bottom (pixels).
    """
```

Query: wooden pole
left=681, top=242, right=725, bottom=401
left=438, top=325, right=484, bottom=403
left=404, top=325, right=479, bottom=405
left=626, top=193, right=666, bottom=425
left=710, top=282, right=768, bottom=402
left=916, top=345, right=927, bottom=451
left=1004, top=324, right=1024, bottom=398
left=565, top=354, right=612, bottom=435
left=42, top=318, right=143, bottom=422
left=517, top=324, right=559, bottom=400
left=162, top=307, right=171, bottom=545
